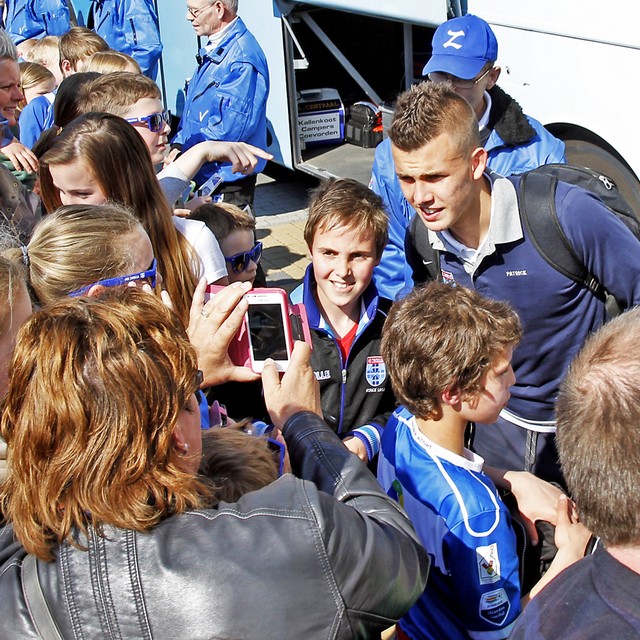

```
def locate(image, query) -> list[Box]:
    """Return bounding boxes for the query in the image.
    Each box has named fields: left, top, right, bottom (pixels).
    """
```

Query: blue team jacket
left=172, top=17, right=269, bottom=187
left=370, top=88, right=566, bottom=301
left=92, top=0, right=163, bottom=79
left=5, top=0, right=70, bottom=42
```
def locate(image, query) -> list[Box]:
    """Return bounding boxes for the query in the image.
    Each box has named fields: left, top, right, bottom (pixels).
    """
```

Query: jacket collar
left=487, top=85, right=536, bottom=146
left=198, top=17, right=246, bottom=65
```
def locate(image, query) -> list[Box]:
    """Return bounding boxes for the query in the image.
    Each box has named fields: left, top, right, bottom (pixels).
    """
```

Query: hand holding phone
left=245, top=289, right=293, bottom=373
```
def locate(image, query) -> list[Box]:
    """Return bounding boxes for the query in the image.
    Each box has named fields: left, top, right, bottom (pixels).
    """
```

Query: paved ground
left=253, top=171, right=319, bottom=292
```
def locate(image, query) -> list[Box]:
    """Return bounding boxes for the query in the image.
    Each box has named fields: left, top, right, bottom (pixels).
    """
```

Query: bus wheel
left=564, top=138, right=640, bottom=222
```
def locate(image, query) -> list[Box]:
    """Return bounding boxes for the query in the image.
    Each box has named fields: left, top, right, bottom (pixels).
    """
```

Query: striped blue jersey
left=378, top=407, right=521, bottom=639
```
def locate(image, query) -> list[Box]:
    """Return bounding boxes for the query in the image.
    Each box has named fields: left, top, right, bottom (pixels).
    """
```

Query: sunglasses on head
left=224, top=241, right=263, bottom=273
left=125, top=110, right=169, bottom=133
left=68, top=258, right=157, bottom=297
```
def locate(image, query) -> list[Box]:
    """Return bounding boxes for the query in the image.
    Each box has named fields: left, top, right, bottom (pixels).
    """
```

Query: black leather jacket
left=0, top=412, right=429, bottom=639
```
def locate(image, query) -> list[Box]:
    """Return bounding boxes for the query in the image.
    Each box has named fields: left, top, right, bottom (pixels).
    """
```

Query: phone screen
left=248, top=304, right=288, bottom=361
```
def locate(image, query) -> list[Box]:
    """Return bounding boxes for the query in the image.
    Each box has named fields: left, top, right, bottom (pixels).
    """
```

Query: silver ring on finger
left=201, top=310, right=210, bottom=318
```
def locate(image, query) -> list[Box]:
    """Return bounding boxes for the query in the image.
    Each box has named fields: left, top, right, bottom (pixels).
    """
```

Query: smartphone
left=197, top=174, right=223, bottom=197
left=245, top=290, right=293, bottom=373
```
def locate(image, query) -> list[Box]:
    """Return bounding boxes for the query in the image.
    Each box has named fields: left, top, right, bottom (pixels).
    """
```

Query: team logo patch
left=479, top=588, right=510, bottom=626
left=365, top=356, right=386, bottom=387
left=476, top=543, right=501, bottom=584
left=441, top=269, right=456, bottom=285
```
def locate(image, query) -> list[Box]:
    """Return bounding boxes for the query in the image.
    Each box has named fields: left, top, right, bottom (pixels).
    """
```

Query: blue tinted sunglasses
left=68, top=259, right=157, bottom=297
left=125, top=111, right=169, bottom=133
left=243, top=421, right=286, bottom=477
left=225, top=241, right=262, bottom=273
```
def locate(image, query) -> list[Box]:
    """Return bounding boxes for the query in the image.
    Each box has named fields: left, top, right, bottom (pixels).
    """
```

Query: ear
left=60, top=59, right=72, bottom=75
left=171, top=426, right=187, bottom=453
left=485, top=66, right=501, bottom=90
left=470, top=146, right=488, bottom=180
left=441, top=387, right=462, bottom=407
left=86, top=284, right=107, bottom=298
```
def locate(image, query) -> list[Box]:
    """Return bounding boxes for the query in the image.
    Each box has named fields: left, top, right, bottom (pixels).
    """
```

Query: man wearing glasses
left=371, top=14, right=566, bottom=301
left=172, top=0, right=269, bottom=208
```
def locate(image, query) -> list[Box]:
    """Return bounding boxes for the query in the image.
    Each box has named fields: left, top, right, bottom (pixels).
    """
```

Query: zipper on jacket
left=341, top=369, right=347, bottom=384
left=129, top=18, right=138, bottom=45
left=96, top=9, right=110, bottom=31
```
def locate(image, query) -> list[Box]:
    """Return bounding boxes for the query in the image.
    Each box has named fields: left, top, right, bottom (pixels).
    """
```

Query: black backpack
left=407, top=164, right=640, bottom=315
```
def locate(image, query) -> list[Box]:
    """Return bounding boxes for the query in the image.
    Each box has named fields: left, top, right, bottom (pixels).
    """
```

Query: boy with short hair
left=191, top=202, right=260, bottom=285
left=378, top=282, right=588, bottom=640
left=290, top=177, right=395, bottom=462
left=19, top=28, right=108, bottom=148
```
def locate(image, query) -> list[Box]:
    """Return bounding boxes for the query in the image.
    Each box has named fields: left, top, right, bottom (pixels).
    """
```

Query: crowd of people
left=0, top=4, right=639, bottom=640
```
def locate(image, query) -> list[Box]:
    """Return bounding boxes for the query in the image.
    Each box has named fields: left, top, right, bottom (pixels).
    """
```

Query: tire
left=564, top=139, right=640, bottom=222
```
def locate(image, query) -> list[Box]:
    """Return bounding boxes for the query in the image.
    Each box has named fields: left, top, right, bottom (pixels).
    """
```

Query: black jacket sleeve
left=283, top=412, right=429, bottom=632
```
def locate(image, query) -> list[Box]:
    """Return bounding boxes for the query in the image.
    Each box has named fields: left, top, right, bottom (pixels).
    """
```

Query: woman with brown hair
left=0, top=286, right=427, bottom=639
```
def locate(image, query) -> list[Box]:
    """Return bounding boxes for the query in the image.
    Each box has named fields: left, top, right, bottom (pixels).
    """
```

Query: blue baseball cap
left=422, top=15, right=498, bottom=80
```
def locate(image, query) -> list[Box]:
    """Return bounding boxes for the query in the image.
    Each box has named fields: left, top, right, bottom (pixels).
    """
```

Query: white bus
left=73, top=0, right=640, bottom=214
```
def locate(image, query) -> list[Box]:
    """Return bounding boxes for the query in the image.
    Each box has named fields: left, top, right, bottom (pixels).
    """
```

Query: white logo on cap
left=443, top=29, right=465, bottom=50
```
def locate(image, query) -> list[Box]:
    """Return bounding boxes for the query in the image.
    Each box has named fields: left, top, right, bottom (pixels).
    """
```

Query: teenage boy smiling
left=290, top=178, right=396, bottom=463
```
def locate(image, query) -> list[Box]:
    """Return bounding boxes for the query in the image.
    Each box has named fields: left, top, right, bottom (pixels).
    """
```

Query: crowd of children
left=0, top=12, right=626, bottom=640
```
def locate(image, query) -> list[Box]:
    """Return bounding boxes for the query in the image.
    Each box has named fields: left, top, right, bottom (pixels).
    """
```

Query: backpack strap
left=518, top=171, right=605, bottom=300
left=406, top=214, right=441, bottom=284
left=22, top=554, right=65, bottom=640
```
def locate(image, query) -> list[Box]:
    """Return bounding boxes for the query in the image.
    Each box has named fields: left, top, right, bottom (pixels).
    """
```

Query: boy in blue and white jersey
left=378, top=283, right=588, bottom=639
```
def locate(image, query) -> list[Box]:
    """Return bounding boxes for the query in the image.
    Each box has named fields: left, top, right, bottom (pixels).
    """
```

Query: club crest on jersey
left=441, top=269, right=456, bottom=285
left=479, top=588, right=510, bottom=626
left=365, top=356, right=386, bottom=387
left=476, top=543, right=501, bottom=584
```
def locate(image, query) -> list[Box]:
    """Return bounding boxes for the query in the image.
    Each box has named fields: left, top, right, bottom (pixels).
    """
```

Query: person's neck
left=448, top=176, right=493, bottom=250
left=313, top=289, right=359, bottom=339
left=607, top=545, right=640, bottom=575
left=415, top=408, right=468, bottom=457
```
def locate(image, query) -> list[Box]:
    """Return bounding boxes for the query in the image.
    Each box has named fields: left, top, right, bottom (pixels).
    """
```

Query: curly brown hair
left=382, top=283, right=521, bottom=419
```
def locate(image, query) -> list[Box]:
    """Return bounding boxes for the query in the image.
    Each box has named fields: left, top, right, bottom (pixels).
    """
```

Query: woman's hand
left=261, top=341, right=321, bottom=430
left=187, top=279, right=260, bottom=387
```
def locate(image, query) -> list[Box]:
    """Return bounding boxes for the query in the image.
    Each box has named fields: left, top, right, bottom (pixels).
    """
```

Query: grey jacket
left=0, top=412, right=428, bottom=639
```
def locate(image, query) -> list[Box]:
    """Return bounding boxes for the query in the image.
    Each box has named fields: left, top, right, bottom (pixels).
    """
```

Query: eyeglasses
left=427, top=66, right=494, bottom=90
left=68, top=258, right=157, bottom=297
left=187, top=1, right=215, bottom=18
left=125, top=111, right=169, bottom=133
left=225, top=241, right=263, bottom=273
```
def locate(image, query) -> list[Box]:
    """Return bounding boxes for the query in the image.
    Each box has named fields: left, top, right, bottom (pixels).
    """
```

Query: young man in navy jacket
left=390, top=81, right=640, bottom=484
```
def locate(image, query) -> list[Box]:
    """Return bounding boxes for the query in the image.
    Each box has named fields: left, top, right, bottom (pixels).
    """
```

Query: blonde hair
left=0, top=231, right=27, bottom=341
left=78, top=71, right=160, bottom=117
left=1, top=287, right=210, bottom=562
left=84, top=50, right=142, bottom=75
left=25, top=35, right=60, bottom=69
left=59, top=27, right=109, bottom=72
left=5, top=204, right=144, bottom=306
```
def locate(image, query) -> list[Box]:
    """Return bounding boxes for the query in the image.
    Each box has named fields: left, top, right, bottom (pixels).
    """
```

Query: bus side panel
left=241, top=1, right=293, bottom=169
left=489, top=23, right=640, bottom=178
